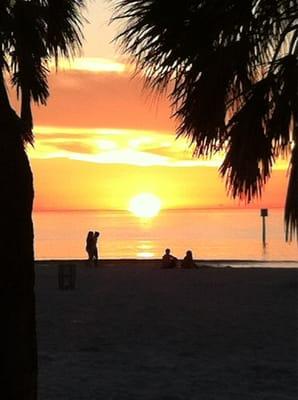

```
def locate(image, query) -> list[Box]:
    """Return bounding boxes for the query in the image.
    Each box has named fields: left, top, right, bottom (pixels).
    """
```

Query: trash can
left=58, top=263, right=76, bottom=290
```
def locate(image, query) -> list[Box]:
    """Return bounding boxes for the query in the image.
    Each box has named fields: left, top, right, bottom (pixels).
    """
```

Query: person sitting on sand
left=162, top=248, right=178, bottom=269
left=181, top=250, right=197, bottom=269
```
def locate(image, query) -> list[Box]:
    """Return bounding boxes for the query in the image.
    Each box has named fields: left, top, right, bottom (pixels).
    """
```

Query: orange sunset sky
left=20, top=0, right=289, bottom=211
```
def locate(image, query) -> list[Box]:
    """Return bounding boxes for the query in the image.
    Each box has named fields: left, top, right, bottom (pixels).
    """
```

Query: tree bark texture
left=0, top=109, right=37, bottom=399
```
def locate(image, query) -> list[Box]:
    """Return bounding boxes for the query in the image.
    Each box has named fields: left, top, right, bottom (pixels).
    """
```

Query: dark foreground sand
left=36, top=260, right=298, bottom=400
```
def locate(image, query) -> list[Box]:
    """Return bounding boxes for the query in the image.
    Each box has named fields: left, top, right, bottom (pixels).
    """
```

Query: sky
left=22, top=0, right=289, bottom=211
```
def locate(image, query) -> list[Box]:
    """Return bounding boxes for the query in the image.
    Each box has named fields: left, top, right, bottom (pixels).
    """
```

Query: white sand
left=36, top=260, right=298, bottom=400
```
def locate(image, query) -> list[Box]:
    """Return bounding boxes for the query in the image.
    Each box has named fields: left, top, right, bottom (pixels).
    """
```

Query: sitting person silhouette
left=181, top=250, right=197, bottom=269
left=162, top=248, right=178, bottom=269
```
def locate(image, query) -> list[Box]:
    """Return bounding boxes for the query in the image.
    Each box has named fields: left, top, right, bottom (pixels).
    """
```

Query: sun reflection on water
left=136, top=251, right=155, bottom=258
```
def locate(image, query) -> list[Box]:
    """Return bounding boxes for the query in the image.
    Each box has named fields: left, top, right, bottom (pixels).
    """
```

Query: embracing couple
left=86, top=231, right=100, bottom=266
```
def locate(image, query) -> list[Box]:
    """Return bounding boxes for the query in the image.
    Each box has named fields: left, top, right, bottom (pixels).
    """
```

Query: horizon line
left=33, top=205, right=283, bottom=212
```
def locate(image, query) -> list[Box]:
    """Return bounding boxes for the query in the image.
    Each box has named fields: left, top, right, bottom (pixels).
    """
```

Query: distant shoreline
left=35, top=259, right=298, bottom=268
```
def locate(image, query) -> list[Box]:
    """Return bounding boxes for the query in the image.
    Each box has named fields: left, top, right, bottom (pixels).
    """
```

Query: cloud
left=40, top=141, right=98, bottom=155
left=49, top=57, right=127, bottom=73
left=30, top=125, right=215, bottom=167
left=29, top=123, right=289, bottom=169
left=15, top=67, right=287, bottom=170
left=27, top=68, right=175, bottom=133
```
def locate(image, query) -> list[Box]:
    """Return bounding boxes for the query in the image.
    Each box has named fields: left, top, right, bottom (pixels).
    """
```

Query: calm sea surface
left=33, top=208, right=298, bottom=264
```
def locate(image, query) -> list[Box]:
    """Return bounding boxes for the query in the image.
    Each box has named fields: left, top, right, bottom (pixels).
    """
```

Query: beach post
left=260, top=208, right=268, bottom=247
left=58, top=263, right=76, bottom=290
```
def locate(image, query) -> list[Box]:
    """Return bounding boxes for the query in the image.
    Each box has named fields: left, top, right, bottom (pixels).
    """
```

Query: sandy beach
left=36, top=260, right=298, bottom=400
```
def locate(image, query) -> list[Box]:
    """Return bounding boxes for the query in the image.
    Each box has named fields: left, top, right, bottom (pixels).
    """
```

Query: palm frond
left=220, top=78, right=275, bottom=201
left=9, top=0, right=49, bottom=142
left=0, top=2, right=13, bottom=68
left=285, top=142, right=298, bottom=241
left=175, top=40, right=252, bottom=156
left=1, top=0, right=86, bottom=143
left=44, top=0, right=86, bottom=65
left=112, top=0, right=298, bottom=239
left=267, top=55, right=298, bottom=156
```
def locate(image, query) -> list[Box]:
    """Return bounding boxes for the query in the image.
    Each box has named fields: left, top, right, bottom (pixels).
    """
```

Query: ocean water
left=33, top=208, right=298, bottom=263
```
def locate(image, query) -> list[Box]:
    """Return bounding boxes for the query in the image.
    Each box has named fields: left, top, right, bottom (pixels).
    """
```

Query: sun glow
left=49, top=57, right=126, bottom=73
left=129, top=193, right=161, bottom=218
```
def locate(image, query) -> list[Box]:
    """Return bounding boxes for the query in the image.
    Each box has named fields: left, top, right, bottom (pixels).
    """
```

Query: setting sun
left=129, top=193, right=161, bottom=218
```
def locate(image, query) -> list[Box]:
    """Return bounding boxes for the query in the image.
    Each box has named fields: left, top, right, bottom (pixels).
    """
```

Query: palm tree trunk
left=0, top=74, right=37, bottom=399
left=21, top=87, right=34, bottom=144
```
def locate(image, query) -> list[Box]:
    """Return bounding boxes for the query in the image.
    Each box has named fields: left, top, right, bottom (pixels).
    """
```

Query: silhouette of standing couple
left=86, top=231, right=100, bottom=266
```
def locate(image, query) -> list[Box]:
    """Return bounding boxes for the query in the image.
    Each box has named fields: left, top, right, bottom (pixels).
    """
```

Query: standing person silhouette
left=92, top=231, right=100, bottom=266
left=85, top=231, right=94, bottom=265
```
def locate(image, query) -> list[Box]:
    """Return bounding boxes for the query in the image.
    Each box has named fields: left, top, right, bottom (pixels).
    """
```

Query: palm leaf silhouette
left=112, top=0, right=298, bottom=239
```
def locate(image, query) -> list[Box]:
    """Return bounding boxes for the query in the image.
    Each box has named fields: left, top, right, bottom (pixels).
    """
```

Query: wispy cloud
left=28, top=68, right=173, bottom=132
left=49, top=57, right=126, bottom=73
left=29, top=125, right=289, bottom=170
left=29, top=126, right=223, bottom=167
left=22, top=65, right=289, bottom=171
